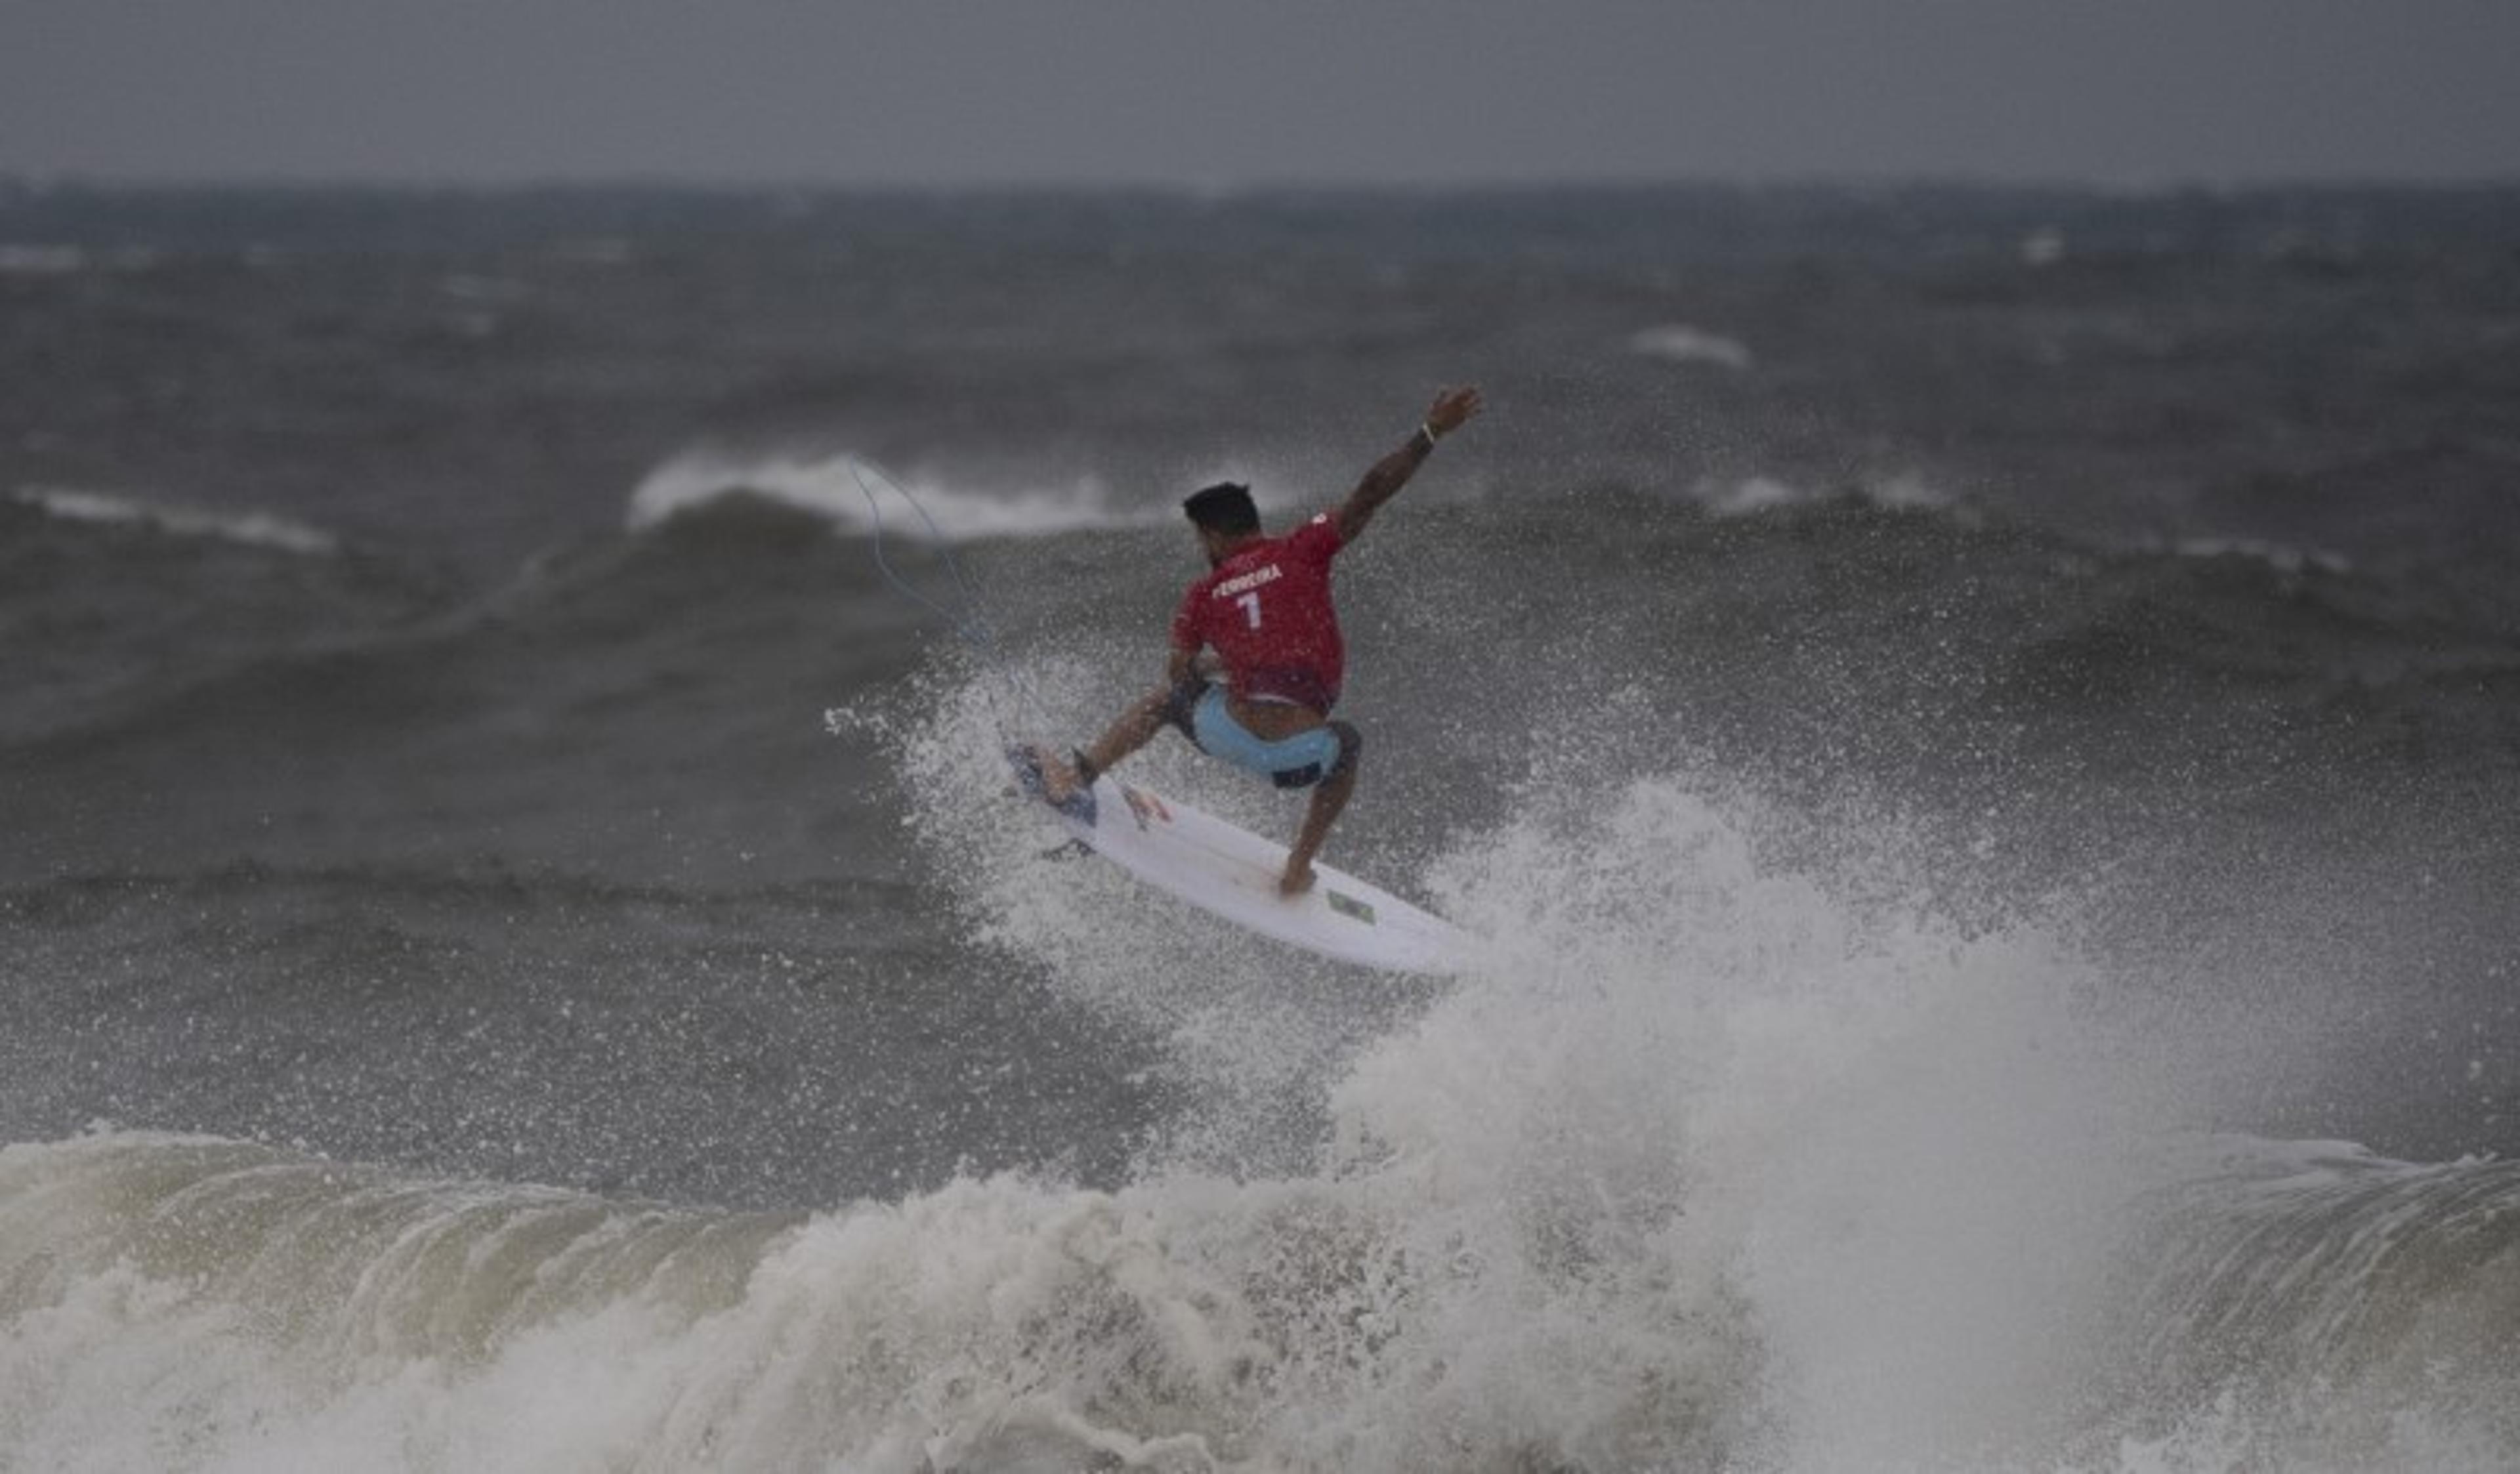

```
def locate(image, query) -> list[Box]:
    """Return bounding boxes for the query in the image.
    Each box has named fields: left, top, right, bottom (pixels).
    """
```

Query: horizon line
left=9, top=169, right=2520, bottom=200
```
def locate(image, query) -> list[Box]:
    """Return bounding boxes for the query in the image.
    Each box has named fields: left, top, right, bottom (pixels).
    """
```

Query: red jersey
left=1171, top=513, right=1347, bottom=712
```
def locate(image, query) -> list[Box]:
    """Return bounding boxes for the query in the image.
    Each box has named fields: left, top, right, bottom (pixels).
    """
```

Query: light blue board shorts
left=1186, top=686, right=1345, bottom=790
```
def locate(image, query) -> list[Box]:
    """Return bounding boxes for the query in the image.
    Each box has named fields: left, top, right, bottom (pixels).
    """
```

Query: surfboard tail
left=1005, top=744, right=1099, bottom=824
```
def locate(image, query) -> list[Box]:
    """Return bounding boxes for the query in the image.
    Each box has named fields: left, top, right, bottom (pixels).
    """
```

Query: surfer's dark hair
left=1183, top=482, right=1260, bottom=536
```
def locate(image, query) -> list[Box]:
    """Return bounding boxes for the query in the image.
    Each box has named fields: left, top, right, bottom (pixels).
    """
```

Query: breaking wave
left=626, top=448, right=1156, bottom=543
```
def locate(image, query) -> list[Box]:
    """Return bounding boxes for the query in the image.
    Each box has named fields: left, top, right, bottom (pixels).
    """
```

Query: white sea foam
left=1629, top=323, right=1755, bottom=370
left=1698, top=470, right=1953, bottom=518
left=626, top=448, right=1164, bottom=543
left=2168, top=535, right=2351, bottom=576
left=1708, top=473, right=1805, bottom=516
left=11, top=484, right=340, bottom=556
left=2021, top=227, right=2069, bottom=267
left=834, top=681, right=2223, bottom=1466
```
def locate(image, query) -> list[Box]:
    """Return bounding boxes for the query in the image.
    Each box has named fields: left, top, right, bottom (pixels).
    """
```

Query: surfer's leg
left=1280, top=723, right=1360, bottom=896
left=1045, top=676, right=1202, bottom=801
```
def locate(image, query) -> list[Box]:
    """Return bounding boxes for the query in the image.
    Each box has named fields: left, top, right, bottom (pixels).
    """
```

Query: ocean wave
left=10, top=484, right=341, bottom=557
left=12, top=761, right=2520, bottom=1469
left=0, top=1127, right=1761, bottom=1472
left=0, top=243, right=90, bottom=275
left=625, top=448, right=1162, bottom=543
left=2099, top=1135, right=2520, bottom=1467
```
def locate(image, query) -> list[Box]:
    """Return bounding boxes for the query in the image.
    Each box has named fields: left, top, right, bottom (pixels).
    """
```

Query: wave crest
left=11, top=484, right=339, bottom=556
left=625, top=448, right=1156, bottom=543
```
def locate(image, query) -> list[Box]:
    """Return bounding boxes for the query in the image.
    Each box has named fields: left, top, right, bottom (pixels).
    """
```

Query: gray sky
left=7, top=1, right=2517, bottom=187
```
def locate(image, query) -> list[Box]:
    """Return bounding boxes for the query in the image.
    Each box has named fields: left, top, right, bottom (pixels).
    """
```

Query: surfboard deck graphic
left=1008, top=746, right=1474, bottom=975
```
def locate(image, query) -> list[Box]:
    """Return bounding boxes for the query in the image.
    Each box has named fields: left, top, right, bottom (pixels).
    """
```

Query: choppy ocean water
left=4, top=184, right=2519, bottom=1470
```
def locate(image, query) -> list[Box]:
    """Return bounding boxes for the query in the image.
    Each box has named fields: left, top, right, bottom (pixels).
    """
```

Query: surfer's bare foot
left=1278, top=860, right=1316, bottom=896
left=1032, top=746, right=1082, bottom=803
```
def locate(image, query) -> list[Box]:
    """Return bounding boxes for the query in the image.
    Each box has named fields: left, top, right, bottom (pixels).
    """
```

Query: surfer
left=1037, top=385, right=1484, bottom=895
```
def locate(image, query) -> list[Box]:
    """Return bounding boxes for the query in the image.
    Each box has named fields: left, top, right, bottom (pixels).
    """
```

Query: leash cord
left=847, top=458, right=1060, bottom=741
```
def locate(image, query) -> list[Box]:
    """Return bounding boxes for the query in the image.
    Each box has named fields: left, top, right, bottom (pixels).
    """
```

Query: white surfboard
left=1010, top=748, right=1477, bottom=975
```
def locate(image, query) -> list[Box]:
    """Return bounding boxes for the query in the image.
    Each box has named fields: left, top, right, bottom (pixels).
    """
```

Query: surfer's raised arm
left=1332, top=385, right=1484, bottom=543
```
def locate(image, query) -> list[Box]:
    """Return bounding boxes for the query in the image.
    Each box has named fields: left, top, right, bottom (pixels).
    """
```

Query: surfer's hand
left=1424, top=385, right=1483, bottom=440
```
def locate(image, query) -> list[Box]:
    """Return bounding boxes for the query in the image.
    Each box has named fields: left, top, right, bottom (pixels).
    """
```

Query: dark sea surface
left=4, top=184, right=2518, bottom=1469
